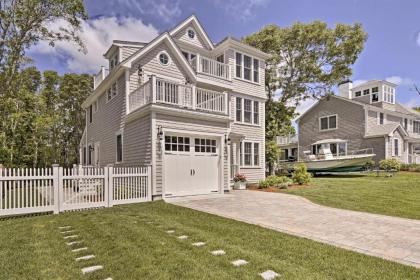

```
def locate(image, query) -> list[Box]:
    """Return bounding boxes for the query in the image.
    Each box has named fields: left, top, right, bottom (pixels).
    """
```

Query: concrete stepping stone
left=192, top=242, right=206, bottom=247
left=67, top=241, right=82, bottom=246
left=72, top=247, right=88, bottom=252
left=58, top=226, right=72, bottom=230
left=177, top=235, right=188, bottom=240
left=232, top=259, right=248, bottom=267
left=260, top=270, right=280, bottom=280
left=64, top=235, right=79, bottom=239
left=75, top=255, right=95, bottom=261
left=61, top=230, right=75, bottom=234
left=81, top=265, right=103, bottom=274
left=211, top=250, right=226, bottom=256
left=166, top=230, right=175, bottom=234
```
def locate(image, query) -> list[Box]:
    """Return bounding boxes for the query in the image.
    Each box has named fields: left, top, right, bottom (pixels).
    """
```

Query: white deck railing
left=128, top=75, right=228, bottom=115
left=277, top=135, right=298, bottom=145
left=191, top=55, right=230, bottom=80
left=0, top=165, right=151, bottom=217
left=93, top=66, right=109, bottom=89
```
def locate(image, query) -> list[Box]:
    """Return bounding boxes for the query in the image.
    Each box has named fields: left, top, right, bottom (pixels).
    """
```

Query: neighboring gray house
left=281, top=80, right=420, bottom=164
left=79, top=15, right=269, bottom=199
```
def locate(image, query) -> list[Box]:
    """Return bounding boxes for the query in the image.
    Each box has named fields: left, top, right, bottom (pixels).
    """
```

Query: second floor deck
left=128, top=75, right=229, bottom=116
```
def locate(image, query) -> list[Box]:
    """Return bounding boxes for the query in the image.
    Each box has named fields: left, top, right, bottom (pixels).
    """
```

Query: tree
left=243, top=21, right=367, bottom=140
left=265, top=140, right=281, bottom=175
left=0, top=0, right=87, bottom=97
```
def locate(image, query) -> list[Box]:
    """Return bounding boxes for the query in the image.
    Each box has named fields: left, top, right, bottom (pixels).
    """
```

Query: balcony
left=128, top=76, right=229, bottom=115
left=191, top=55, right=231, bottom=81
left=276, top=135, right=298, bottom=146
left=93, top=66, right=109, bottom=90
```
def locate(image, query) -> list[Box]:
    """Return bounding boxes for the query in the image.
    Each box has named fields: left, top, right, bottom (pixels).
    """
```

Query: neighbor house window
left=241, top=142, right=260, bottom=167
left=355, top=91, right=361, bottom=97
left=236, top=97, right=242, bottom=122
left=116, top=134, right=123, bottom=162
left=393, top=138, right=400, bottom=156
left=363, top=89, right=370, bottom=95
left=235, top=52, right=242, bottom=78
left=319, top=115, right=337, bottom=131
left=244, top=99, right=252, bottom=123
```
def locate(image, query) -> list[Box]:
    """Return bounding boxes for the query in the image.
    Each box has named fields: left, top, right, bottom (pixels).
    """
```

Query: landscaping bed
left=1, top=201, right=420, bottom=279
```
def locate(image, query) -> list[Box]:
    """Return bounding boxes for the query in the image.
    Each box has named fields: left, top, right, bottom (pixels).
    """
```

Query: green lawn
left=281, top=172, right=420, bottom=220
left=1, top=202, right=419, bottom=279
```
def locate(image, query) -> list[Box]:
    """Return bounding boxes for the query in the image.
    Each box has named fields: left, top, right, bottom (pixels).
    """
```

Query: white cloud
left=115, top=0, right=181, bottom=24
left=386, top=76, right=413, bottom=86
left=214, top=0, right=271, bottom=22
left=30, top=17, right=159, bottom=73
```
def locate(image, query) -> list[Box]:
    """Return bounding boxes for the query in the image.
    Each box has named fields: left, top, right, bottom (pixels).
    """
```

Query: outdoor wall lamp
left=137, top=65, right=143, bottom=77
left=224, top=134, right=231, bottom=145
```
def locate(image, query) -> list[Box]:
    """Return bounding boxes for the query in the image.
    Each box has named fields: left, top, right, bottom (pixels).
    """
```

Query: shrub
left=400, top=163, right=420, bottom=172
left=291, top=163, right=311, bottom=185
left=379, top=158, right=401, bottom=171
left=258, top=179, right=270, bottom=189
left=233, top=173, right=247, bottom=182
left=264, top=175, right=293, bottom=188
left=364, top=160, right=376, bottom=170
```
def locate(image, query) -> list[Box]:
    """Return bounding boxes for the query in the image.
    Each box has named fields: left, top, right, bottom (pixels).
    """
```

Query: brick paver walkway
left=170, top=191, right=420, bottom=269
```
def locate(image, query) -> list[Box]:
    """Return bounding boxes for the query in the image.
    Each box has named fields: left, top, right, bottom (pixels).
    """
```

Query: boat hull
left=302, top=154, right=375, bottom=173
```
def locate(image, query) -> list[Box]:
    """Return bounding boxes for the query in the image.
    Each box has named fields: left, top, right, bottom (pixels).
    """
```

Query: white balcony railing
left=191, top=55, right=230, bottom=81
left=277, top=135, right=298, bottom=145
left=93, top=66, right=109, bottom=90
left=128, top=75, right=228, bottom=115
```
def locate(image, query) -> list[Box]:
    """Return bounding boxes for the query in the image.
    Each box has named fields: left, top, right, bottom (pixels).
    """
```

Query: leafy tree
left=243, top=21, right=367, bottom=141
left=265, top=140, right=282, bottom=175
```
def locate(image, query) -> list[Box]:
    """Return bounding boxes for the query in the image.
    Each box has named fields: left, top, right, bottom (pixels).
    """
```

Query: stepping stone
left=232, top=259, right=248, bottom=267
left=67, top=241, right=82, bottom=246
left=104, top=278, right=113, bottom=280
left=211, top=250, right=226, bottom=256
left=75, top=255, right=95, bottom=261
left=166, top=230, right=175, bottom=234
left=260, top=270, right=280, bottom=280
left=178, top=235, right=188, bottom=240
left=72, top=247, right=88, bottom=252
left=81, top=265, right=103, bottom=274
left=61, top=230, right=75, bottom=234
left=192, top=242, right=206, bottom=247
left=64, top=235, right=79, bottom=239
left=58, top=226, right=71, bottom=230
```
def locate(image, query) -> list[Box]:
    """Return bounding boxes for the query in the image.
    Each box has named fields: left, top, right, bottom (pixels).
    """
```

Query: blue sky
left=30, top=0, right=420, bottom=110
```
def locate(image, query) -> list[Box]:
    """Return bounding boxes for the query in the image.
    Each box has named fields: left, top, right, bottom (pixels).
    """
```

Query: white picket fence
left=0, top=165, right=151, bottom=217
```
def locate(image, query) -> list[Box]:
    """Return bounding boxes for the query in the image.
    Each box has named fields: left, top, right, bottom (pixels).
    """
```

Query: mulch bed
left=247, top=183, right=313, bottom=192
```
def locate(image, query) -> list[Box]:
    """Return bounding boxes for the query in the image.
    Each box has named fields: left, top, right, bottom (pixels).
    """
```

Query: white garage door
left=164, top=135, right=220, bottom=197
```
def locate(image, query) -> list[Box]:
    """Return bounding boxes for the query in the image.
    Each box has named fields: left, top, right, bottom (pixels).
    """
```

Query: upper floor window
left=88, top=105, right=93, bottom=124
left=414, top=121, right=420, bottom=134
left=372, top=87, right=379, bottom=93
left=319, top=115, right=337, bottom=131
left=355, top=91, right=361, bottom=97
left=371, top=93, right=379, bottom=102
left=393, top=138, right=400, bottom=157
left=363, top=89, right=370, bottom=95
left=235, top=52, right=259, bottom=83
left=216, top=54, right=224, bottom=63
left=187, top=28, right=195, bottom=39
left=109, top=53, right=119, bottom=71
left=107, top=82, right=118, bottom=102
left=378, top=112, right=385, bottom=125
left=158, top=51, right=170, bottom=66
left=403, top=118, right=408, bottom=130
left=235, top=97, right=259, bottom=125
left=182, top=51, right=196, bottom=63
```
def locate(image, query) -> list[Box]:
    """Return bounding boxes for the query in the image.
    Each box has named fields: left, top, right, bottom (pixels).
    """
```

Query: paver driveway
left=170, top=190, right=420, bottom=269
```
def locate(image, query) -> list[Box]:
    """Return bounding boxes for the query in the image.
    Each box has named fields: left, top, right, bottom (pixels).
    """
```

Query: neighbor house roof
left=364, top=123, right=408, bottom=138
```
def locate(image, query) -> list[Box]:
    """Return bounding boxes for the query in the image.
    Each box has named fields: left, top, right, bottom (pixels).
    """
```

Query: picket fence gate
left=0, top=165, right=152, bottom=217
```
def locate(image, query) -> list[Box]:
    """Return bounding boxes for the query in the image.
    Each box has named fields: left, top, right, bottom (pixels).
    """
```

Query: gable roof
left=122, top=32, right=196, bottom=82
left=215, top=36, right=271, bottom=59
left=169, top=14, right=214, bottom=50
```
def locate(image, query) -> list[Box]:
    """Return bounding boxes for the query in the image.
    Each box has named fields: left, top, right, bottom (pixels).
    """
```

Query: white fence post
left=52, top=164, right=60, bottom=214
left=147, top=165, right=152, bottom=201
left=104, top=166, right=109, bottom=207
left=107, top=165, right=114, bottom=207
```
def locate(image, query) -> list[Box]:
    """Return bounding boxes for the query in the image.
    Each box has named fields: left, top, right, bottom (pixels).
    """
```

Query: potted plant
left=233, top=173, right=247, bottom=190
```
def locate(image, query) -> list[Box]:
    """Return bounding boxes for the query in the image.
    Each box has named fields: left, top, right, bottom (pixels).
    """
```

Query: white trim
left=106, top=81, right=118, bottom=103
left=151, top=112, right=157, bottom=196
left=186, top=27, right=196, bottom=40
left=234, top=96, right=260, bottom=126
left=377, top=111, right=386, bottom=125
left=157, top=50, right=171, bottom=67
left=319, top=114, right=338, bottom=131
left=168, top=15, right=214, bottom=50
left=393, top=137, right=400, bottom=157
left=234, top=51, right=260, bottom=84
left=240, top=140, right=261, bottom=168
left=125, top=69, right=130, bottom=113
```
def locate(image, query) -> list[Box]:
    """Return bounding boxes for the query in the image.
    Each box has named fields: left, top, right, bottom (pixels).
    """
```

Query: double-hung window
left=393, top=138, right=400, bottom=157
left=235, top=97, right=259, bottom=125
left=235, top=52, right=259, bottom=83
left=241, top=142, right=260, bottom=167
left=378, top=112, right=385, bottom=125
left=319, top=115, right=337, bottom=131
left=116, top=133, right=123, bottom=163
left=107, top=82, right=118, bottom=102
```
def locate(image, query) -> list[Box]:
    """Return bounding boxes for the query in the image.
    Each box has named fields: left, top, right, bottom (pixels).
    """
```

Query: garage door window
left=195, top=138, right=216, bottom=153
left=165, top=136, right=190, bottom=152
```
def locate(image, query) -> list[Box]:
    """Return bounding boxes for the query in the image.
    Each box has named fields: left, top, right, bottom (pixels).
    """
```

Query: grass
left=281, top=172, right=420, bottom=220
left=1, top=202, right=420, bottom=279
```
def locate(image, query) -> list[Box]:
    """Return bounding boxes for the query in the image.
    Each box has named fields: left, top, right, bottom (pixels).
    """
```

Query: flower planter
left=234, top=181, right=247, bottom=190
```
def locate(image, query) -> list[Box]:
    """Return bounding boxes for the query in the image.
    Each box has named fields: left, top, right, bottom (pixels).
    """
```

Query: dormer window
left=187, top=28, right=195, bottom=39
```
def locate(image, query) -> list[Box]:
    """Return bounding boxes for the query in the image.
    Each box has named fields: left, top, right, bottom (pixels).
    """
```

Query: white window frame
left=393, top=138, right=400, bottom=157
left=234, top=51, right=260, bottom=84
left=181, top=50, right=196, bottom=63
left=235, top=96, right=260, bottom=126
left=186, top=27, right=195, bottom=39
left=377, top=112, right=386, bottom=125
left=319, top=114, right=338, bottom=131
left=106, top=82, right=118, bottom=103
left=116, top=131, right=123, bottom=163
left=240, top=141, right=261, bottom=168
left=157, top=51, right=171, bottom=67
